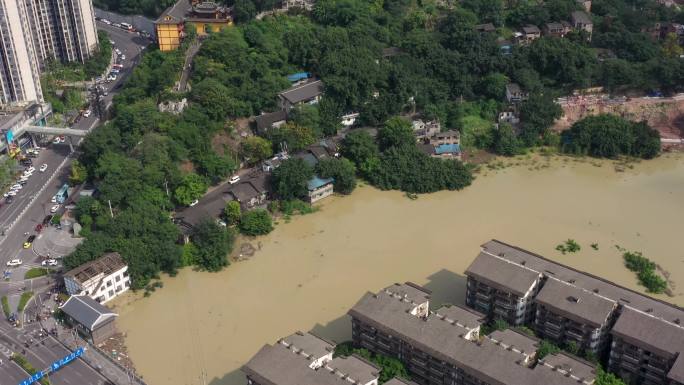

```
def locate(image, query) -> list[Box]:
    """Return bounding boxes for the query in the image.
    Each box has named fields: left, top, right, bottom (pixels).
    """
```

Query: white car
left=22, top=171, right=32, bottom=178
left=50, top=204, right=60, bottom=213
left=53, top=136, right=62, bottom=144
left=50, top=196, right=57, bottom=203
left=26, top=166, right=35, bottom=173
left=189, top=199, right=199, bottom=207
left=6, top=259, right=22, bottom=267
left=120, top=55, right=126, bottom=61
left=83, top=109, right=92, bottom=118
left=41, top=259, right=58, bottom=267
left=11, top=184, right=22, bottom=190
left=229, top=175, right=241, bottom=184
left=40, top=164, right=48, bottom=172
left=7, top=190, right=17, bottom=196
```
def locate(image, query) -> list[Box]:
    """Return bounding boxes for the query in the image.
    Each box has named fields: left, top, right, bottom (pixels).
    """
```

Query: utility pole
left=108, top=200, right=113, bottom=218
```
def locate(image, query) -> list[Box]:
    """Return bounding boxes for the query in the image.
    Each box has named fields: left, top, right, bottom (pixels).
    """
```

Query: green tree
left=595, top=366, right=627, bottom=385
left=289, top=105, right=321, bottom=136
left=477, top=73, right=509, bottom=100
left=241, top=136, right=273, bottom=164
left=493, top=124, right=522, bottom=156
left=69, top=160, right=88, bottom=184
left=233, top=0, right=257, bottom=23
left=341, top=130, right=380, bottom=167
left=662, top=33, right=684, bottom=59
left=174, top=173, right=207, bottom=206
left=537, top=340, right=561, bottom=359
left=377, top=117, right=416, bottom=151
left=271, top=158, right=314, bottom=200
left=519, top=93, right=563, bottom=146
left=266, top=123, right=317, bottom=153
left=225, top=200, right=242, bottom=225
left=192, top=220, right=234, bottom=271
left=315, top=158, right=357, bottom=194
left=239, top=209, right=274, bottom=236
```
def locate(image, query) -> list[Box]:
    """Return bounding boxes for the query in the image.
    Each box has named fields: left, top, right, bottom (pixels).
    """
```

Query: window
left=106, top=280, right=112, bottom=287
left=115, top=275, right=121, bottom=282
left=108, top=290, right=114, bottom=297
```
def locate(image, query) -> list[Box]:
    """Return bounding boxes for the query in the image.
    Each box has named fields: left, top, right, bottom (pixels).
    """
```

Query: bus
left=55, top=183, right=69, bottom=204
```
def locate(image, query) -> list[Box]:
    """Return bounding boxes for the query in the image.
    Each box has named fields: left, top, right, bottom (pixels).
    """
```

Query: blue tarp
left=307, top=176, right=334, bottom=191
left=287, top=72, right=311, bottom=82
left=434, top=143, right=461, bottom=155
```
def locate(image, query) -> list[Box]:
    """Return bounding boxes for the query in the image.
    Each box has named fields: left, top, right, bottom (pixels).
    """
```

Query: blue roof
left=307, top=176, right=334, bottom=191
left=434, top=143, right=461, bottom=155
left=287, top=72, right=311, bottom=82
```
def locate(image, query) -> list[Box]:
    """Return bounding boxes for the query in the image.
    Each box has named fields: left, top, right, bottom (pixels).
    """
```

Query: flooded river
left=113, top=154, right=684, bottom=385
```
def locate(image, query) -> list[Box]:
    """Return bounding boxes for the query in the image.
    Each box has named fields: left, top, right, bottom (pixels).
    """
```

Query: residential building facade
left=571, top=11, right=593, bottom=40
left=60, top=294, right=118, bottom=344
left=0, top=0, right=98, bottom=105
left=63, top=252, right=130, bottom=303
left=307, top=176, right=334, bottom=203
left=465, top=240, right=684, bottom=384
left=348, top=282, right=597, bottom=385
left=243, top=331, right=385, bottom=385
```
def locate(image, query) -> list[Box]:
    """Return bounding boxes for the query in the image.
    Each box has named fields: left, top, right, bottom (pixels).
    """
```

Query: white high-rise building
left=0, top=0, right=99, bottom=105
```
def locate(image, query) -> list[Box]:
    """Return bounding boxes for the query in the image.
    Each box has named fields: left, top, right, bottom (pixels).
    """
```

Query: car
left=6, top=259, right=22, bottom=267
left=26, top=166, right=35, bottom=173
left=53, top=136, right=62, bottom=144
left=110, top=69, right=120, bottom=74
left=39, top=164, right=48, bottom=172
left=42, top=215, right=52, bottom=225
left=115, top=48, right=121, bottom=55
left=5, top=196, right=13, bottom=204
left=82, top=109, right=92, bottom=118
left=23, top=235, right=35, bottom=249
left=11, top=184, right=22, bottom=190
left=120, top=54, right=126, bottom=61
left=50, top=196, right=57, bottom=203
left=35, top=224, right=43, bottom=233
left=229, top=175, right=241, bottom=184
left=7, top=190, right=17, bottom=196
left=17, top=180, right=27, bottom=186
left=41, top=259, right=58, bottom=267
left=50, top=204, right=60, bottom=213
left=189, top=199, right=199, bottom=207
left=112, top=64, right=123, bottom=69
left=20, top=159, right=32, bottom=166
left=109, top=39, right=115, bottom=45
left=101, top=19, right=111, bottom=25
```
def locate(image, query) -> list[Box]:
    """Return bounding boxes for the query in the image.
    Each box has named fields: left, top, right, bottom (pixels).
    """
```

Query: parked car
left=189, top=199, right=199, bottom=207
left=39, top=164, right=48, bottom=172
left=50, top=196, right=57, bottom=203
left=6, top=259, right=22, bottom=267
left=35, top=224, right=43, bottom=233
left=82, top=109, right=92, bottom=118
left=120, top=54, right=126, bottom=61
left=25, top=166, right=35, bottom=173
left=42, top=215, right=52, bottom=225
left=41, top=259, right=58, bottom=267
left=229, top=175, right=241, bottom=184
left=50, top=204, right=60, bottom=213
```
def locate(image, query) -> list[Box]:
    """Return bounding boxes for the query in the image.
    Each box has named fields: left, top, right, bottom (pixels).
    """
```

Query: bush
left=192, top=220, right=234, bottom=272
left=537, top=340, right=561, bottom=360
left=25, top=268, right=50, bottom=279
left=1, top=296, right=9, bottom=318
left=623, top=251, right=668, bottom=294
left=279, top=200, right=317, bottom=216
left=11, top=353, right=50, bottom=385
left=556, top=239, right=581, bottom=254
left=17, top=292, right=34, bottom=312
left=239, top=209, right=274, bottom=236
left=334, top=342, right=408, bottom=384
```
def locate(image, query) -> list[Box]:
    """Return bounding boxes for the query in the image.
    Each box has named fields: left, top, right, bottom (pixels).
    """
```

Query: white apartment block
left=64, top=252, right=131, bottom=304
left=0, top=0, right=98, bottom=105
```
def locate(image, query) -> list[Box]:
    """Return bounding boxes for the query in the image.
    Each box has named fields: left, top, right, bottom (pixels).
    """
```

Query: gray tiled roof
left=522, top=25, right=540, bottom=34
left=383, top=282, right=431, bottom=304
left=281, top=331, right=334, bottom=361
left=611, top=307, right=684, bottom=358
left=480, top=240, right=684, bottom=325
left=348, top=290, right=595, bottom=385
left=668, top=354, right=684, bottom=383
left=433, top=305, right=484, bottom=330
left=505, top=83, right=522, bottom=94
left=535, top=278, right=617, bottom=328
left=326, top=355, right=380, bottom=385
left=155, top=0, right=190, bottom=24
left=242, top=339, right=379, bottom=385
left=255, top=110, right=287, bottom=132
left=384, top=379, right=419, bottom=385
left=60, top=294, right=117, bottom=330
left=280, top=80, right=324, bottom=104
left=465, top=252, right=541, bottom=296
left=538, top=353, right=597, bottom=384
left=571, top=11, right=592, bottom=25
left=488, top=329, right=539, bottom=356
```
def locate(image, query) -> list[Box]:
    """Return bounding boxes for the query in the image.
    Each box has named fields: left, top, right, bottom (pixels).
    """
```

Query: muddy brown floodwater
left=112, top=154, right=684, bottom=385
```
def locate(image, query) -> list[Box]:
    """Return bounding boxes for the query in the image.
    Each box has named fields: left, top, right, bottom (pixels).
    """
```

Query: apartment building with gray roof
left=348, top=282, right=596, bottom=385
left=465, top=240, right=684, bottom=385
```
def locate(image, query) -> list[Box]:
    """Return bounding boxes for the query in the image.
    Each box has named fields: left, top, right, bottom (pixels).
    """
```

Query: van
left=120, top=22, right=133, bottom=31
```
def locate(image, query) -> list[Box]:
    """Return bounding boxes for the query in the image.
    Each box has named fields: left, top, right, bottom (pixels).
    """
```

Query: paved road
left=0, top=22, right=149, bottom=273
left=0, top=321, right=109, bottom=385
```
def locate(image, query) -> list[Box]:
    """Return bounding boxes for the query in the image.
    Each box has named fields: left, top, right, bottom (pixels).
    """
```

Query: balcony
left=566, top=329, right=585, bottom=340
left=494, top=300, right=516, bottom=310
left=544, top=320, right=562, bottom=331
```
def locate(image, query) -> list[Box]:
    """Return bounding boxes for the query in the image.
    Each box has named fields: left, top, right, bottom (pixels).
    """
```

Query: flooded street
left=112, top=154, right=684, bottom=385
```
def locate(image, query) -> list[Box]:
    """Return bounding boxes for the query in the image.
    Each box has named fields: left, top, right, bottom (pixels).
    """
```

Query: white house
left=63, top=252, right=130, bottom=304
